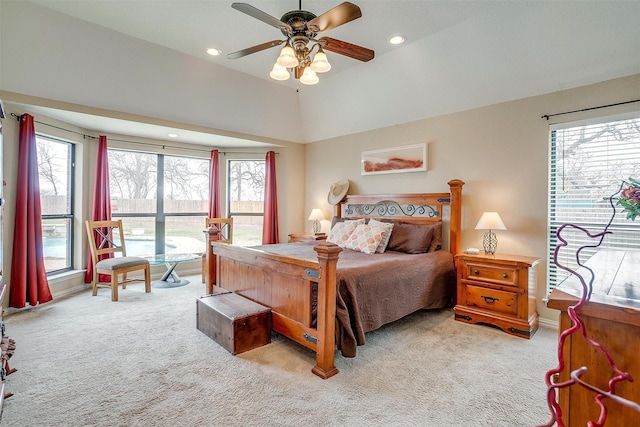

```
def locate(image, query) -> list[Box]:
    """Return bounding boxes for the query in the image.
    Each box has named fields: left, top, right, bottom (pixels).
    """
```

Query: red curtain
left=209, top=149, right=221, bottom=218
left=262, top=151, right=279, bottom=244
left=84, top=136, right=112, bottom=283
left=9, top=114, right=53, bottom=308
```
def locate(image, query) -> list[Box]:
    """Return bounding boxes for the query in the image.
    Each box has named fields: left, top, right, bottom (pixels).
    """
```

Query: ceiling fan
left=227, top=1, right=375, bottom=84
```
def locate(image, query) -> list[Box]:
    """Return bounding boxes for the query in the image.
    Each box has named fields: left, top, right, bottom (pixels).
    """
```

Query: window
left=548, top=116, right=640, bottom=291
left=228, top=160, right=265, bottom=246
left=37, top=135, right=75, bottom=274
left=109, top=150, right=209, bottom=256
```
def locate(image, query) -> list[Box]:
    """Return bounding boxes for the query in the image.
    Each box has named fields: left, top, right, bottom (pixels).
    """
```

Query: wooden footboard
left=205, top=179, right=464, bottom=379
left=206, top=234, right=342, bottom=379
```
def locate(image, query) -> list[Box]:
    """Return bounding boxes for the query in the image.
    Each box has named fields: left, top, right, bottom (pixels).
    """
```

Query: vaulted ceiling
left=6, top=1, right=640, bottom=146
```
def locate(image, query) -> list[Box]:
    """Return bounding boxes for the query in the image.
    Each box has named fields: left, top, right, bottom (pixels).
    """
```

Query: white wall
left=304, top=74, right=640, bottom=322
left=0, top=0, right=303, bottom=143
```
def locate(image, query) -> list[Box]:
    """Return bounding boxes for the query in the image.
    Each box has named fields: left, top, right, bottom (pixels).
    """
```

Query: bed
left=205, top=179, right=464, bottom=378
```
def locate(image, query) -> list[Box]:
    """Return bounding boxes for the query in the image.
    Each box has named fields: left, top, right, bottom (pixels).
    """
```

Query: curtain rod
left=541, top=99, right=640, bottom=120
left=108, top=138, right=278, bottom=155
left=11, top=112, right=97, bottom=139
left=10, top=113, right=278, bottom=155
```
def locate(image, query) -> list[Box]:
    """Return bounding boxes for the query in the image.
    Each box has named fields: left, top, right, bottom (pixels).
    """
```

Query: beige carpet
left=2, top=275, right=558, bottom=426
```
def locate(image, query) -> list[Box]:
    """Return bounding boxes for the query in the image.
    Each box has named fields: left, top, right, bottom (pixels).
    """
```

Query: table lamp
left=475, top=212, right=506, bottom=254
left=308, top=208, right=325, bottom=235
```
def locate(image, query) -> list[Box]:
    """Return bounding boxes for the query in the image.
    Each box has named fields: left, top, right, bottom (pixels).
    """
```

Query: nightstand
left=288, top=233, right=327, bottom=243
left=454, top=253, right=541, bottom=338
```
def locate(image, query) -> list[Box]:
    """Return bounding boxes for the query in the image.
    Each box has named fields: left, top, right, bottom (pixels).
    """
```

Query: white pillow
left=368, top=219, right=394, bottom=253
left=327, top=219, right=365, bottom=248
left=344, top=224, right=384, bottom=254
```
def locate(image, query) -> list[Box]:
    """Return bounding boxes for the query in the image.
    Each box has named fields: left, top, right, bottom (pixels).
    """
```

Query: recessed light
left=206, top=48, right=222, bottom=56
left=389, top=35, right=406, bottom=45
left=167, top=133, right=178, bottom=138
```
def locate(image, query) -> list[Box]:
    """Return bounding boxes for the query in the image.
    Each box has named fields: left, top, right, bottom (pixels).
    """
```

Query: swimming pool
left=43, top=238, right=177, bottom=258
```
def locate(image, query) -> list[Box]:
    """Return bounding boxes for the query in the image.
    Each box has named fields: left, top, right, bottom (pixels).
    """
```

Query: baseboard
left=538, top=317, right=558, bottom=330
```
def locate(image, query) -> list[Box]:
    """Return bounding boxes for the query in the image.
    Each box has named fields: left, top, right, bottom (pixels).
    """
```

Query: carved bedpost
left=312, top=242, right=342, bottom=379
left=448, top=179, right=465, bottom=256
left=205, top=226, right=220, bottom=294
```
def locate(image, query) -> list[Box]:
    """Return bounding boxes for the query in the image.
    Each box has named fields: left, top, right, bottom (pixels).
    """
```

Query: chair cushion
left=96, top=256, right=149, bottom=271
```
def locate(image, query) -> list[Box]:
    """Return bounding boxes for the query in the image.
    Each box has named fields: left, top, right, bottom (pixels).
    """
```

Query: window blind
left=548, top=116, right=640, bottom=291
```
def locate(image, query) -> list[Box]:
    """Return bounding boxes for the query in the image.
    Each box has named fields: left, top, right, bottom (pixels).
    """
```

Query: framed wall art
left=361, top=143, right=427, bottom=175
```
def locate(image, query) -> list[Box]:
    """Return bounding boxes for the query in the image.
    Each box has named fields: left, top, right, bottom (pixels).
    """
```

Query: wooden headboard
left=334, top=179, right=464, bottom=255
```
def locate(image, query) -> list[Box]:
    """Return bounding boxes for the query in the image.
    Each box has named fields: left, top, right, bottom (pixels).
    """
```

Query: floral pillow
left=344, top=224, right=384, bottom=254
left=327, top=219, right=366, bottom=248
left=367, top=218, right=394, bottom=253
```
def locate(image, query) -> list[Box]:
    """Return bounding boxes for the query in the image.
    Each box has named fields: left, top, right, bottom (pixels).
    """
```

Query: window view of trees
left=109, top=150, right=209, bottom=256
left=37, top=136, right=74, bottom=273
left=549, top=117, right=640, bottom=289
left=38, top=145, right=267, bottom=273
left=228, top=160, right=265, bottom=245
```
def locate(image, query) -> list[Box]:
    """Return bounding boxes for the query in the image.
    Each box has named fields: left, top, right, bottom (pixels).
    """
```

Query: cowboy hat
left=327, top=179, right=350, bottom=205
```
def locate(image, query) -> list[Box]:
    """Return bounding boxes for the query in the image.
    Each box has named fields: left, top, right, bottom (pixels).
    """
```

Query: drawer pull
left=481, top=295, right=499, bottom=304
left=502, top=273, right=508, bottom=279
left=473, top=269, right=479, bottom=275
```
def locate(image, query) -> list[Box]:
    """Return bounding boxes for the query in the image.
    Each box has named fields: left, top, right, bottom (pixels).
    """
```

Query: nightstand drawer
left=465, top=284, right=518, bottom=316
left=463, top=263, right=518, bottom=286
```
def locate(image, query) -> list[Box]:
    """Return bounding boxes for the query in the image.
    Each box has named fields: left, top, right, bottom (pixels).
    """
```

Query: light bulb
left=310, top=50, right=331, bottom=73
left=300, top=67, right=319, bottom=85
left=269, top=63, right=290, bottom=81
left=276, top=45, right=298, bottom=68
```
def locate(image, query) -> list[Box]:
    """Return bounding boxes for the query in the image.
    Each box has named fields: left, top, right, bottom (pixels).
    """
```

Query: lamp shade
left=310, top=49, right=331, bottom=73
left=276, top=45, right=298, bottom=68
left=269, top=63, right=290, bottom=81
left=475, top=212, right=506, bottom=230
left=300, top=67, right=319, bottom=85
left=308, top=208, right=324, bottom=221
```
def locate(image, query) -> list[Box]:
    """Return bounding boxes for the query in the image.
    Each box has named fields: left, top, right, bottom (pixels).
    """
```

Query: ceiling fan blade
left=227, top=40, right=285, bottom=59
left=320, top=37, right=374, bottom=62
left=307, top=2, right=362, bottom=33
left=231, top=3, right=292, bottom=34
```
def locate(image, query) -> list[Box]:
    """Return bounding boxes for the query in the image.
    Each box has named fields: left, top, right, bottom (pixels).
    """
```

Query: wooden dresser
left=547, top=249, right=640, bottom=426
left=454, top=253, right=541, bottom=338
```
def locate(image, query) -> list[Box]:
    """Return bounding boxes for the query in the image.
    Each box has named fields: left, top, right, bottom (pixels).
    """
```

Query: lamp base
left=313, top=220, right=321, bottom=235
left=483, top=230, right=498, bottom=255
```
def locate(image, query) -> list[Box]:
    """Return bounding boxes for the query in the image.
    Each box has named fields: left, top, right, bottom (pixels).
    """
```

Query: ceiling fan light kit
left=276, top=45, right=299, bottom=68
left=228, top=1, right=374, bottom=85
left=310, top=47, right=331, bottom=73
left=300, top=67, right=319, bottom=85
left=269, top=63, right=290, bottom=80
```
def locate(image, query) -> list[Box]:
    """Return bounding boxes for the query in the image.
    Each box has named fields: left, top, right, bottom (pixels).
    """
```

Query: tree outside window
left=37, top=136, right=74, bottom=273
left=228, top=160, right=264, bottom=246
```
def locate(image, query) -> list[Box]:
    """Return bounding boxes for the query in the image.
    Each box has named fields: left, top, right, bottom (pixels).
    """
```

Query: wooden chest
left=196, top=292, right=271, bottom=355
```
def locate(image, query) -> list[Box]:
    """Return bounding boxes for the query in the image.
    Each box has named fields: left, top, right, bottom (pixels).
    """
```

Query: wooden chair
left=201, top=218, right=233, bottom=283
left=85, top=219, right=151, bottom=302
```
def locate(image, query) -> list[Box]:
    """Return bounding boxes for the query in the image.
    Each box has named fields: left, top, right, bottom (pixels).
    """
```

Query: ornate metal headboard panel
left=338, top=193, right=451, bottom=225
left=332, top=180, right=465, bottom=255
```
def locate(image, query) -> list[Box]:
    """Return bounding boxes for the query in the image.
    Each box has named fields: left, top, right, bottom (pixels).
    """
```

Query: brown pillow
left=331, top=216, right=369, bottom=229
left=427, top=223, right=442, bottom=252
left=387, top=222, right=434, bottom=254
left=331, top=216, right=344, bottom=229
